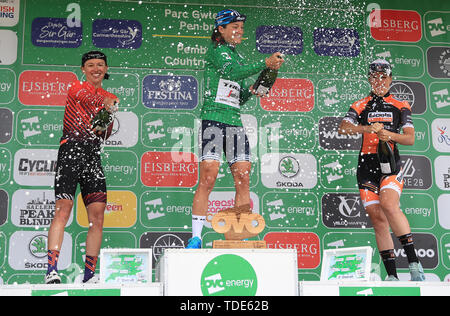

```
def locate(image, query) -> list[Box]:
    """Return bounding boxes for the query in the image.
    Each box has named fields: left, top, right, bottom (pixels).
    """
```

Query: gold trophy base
left=213, top=240, right=267, bottom=249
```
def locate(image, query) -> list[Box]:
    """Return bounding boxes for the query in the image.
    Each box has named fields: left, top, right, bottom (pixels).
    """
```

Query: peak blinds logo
left=200, top=255, right=257, bottom=296
left=370, top=10, right=422, bottom=42
left=424, top=12, right=450, bottom=43
left=434, top=155, right=450, bottom=190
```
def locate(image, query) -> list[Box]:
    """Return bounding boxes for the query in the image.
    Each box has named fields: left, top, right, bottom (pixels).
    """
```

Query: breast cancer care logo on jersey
left=200, top=254, right=257, bottom=296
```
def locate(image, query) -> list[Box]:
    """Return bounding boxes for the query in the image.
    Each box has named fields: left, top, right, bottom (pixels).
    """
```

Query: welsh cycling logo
left=437, top=126, right=450, bottom=146
left=200, top=254, right=257, bottom=296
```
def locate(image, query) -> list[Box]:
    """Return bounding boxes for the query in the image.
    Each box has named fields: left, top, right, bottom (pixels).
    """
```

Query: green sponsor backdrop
left=0, top=0, right=449, bottom=286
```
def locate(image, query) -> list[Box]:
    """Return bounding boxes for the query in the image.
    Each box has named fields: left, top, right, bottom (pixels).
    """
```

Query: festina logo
left=146, top=89, right=193, bottom=101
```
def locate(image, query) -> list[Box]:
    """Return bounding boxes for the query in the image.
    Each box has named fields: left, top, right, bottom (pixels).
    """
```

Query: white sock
left=192, top=215, right=206, bottom=239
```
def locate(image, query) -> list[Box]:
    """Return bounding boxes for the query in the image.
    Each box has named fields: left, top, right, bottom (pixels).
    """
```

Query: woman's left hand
left=377, top=129, right=394, bottom=142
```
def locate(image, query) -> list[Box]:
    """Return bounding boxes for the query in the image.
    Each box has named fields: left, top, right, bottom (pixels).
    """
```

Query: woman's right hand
left=265, top=52, right=285, bottom=70
left=104, top=97, right=120, bottom=113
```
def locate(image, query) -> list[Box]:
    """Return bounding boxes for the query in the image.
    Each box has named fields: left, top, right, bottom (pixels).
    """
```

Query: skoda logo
left=279, top=156, right=300, bottom=178
left=29, top=235, right=48, bottom=258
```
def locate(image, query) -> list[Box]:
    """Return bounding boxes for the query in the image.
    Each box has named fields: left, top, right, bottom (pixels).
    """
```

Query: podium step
left=156, top=249, right=298, bottom=296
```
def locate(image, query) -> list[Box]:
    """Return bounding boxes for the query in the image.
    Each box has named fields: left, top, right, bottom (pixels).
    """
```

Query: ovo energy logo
left=200, top=254, right=257, bottom=296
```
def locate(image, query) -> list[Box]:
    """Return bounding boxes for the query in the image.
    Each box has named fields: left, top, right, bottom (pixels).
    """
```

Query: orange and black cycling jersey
left=60, top=80, right=117, bottom=145
left=343, top=92, right=414, bottom=158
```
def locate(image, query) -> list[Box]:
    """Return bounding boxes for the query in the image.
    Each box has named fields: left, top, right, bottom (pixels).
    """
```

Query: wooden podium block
left=213, top=240, right=266, bottom=249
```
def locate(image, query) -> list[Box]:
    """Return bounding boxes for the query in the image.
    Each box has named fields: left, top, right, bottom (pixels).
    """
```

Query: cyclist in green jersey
left=187, top=9, right=284, bottom=248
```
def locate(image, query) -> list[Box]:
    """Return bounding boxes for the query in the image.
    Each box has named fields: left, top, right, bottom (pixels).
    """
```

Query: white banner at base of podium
left=156, top=249, right=299, bottom=296
left=0, top=283, right=163, bottom=296
left=299, top=281, right=450, bottom=296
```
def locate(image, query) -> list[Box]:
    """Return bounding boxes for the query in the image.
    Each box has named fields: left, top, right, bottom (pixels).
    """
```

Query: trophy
left=211, top=204, right=266, bottom=248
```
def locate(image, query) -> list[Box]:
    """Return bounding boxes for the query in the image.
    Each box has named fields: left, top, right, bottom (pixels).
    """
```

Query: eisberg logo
left=370, top=10, right=422, bottom=42
left=260, top=78, right=314, bottom=112
left=143, top=75, right=198, bottom=109
left=255, top=25, right=303, bottom=55
left=93, top=19, right=142, bottom=49
left=313, top=28, right=360, bottom=57
left=31, top=17, right=82, bottom=48
left=19, top=71, right=77, bottom=106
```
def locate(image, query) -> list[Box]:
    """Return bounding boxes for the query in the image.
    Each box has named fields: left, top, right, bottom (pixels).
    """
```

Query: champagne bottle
left=253, top=54, right=284, bottom=96
left=253, top=68, right=278, bottom=96
left=377, top=140, right=396, bottom=175
left=91, top=107, right=113, bottom=132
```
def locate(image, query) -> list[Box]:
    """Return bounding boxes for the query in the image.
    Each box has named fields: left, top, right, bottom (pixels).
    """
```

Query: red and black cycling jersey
left=60, top=80, right=117, bottom=144
left=343, top=92, right=414, bottom=159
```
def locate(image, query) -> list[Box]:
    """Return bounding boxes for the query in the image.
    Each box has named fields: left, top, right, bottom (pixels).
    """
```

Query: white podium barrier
left=0, top=283, right=163, bottom=296
left=156, top=249, right=298, bottom=296
left=299, top=281, right=450, bottom=296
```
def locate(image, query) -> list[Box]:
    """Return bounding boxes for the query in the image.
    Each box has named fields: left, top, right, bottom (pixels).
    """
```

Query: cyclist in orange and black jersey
left=338, top=59, right=424, bottom=282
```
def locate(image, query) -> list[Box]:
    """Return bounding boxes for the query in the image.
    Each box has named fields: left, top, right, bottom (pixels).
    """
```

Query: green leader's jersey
left=201, top=42, right=266, bottom=126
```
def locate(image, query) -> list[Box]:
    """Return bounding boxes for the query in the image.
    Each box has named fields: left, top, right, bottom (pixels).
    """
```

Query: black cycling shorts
left=200, top=120, right=251, bottom=167
left=54, top=140, right=107, bottom=206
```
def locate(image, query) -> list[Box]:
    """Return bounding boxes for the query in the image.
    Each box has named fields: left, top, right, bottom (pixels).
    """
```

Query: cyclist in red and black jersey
left=45, top=51, right=119, bottom=284
left=338, top=59, right=425, bottom=281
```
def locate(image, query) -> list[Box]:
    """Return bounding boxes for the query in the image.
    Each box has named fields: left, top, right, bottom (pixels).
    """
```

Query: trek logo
left=370, top=10, right=422, bottom=42
left=368, top=112, right=393, bottom=123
